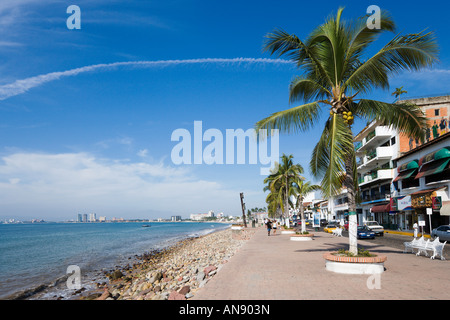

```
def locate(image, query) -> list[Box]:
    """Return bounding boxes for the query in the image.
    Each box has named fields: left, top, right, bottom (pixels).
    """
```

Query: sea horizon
left=0, top=221, right=231, bottom=300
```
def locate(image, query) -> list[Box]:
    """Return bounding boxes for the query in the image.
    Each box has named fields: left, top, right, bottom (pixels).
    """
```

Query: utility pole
left=240, top=192, right=247, bottom=228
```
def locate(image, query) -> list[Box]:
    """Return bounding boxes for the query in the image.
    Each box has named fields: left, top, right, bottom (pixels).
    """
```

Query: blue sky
left=0, top=0, right=449, bottom=221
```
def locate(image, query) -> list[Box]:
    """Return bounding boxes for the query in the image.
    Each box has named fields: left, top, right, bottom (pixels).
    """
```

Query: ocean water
left=0, top=221, right=230, bottom=299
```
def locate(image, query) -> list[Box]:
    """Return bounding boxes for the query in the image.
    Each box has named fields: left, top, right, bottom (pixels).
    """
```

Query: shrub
left=337, top=247, right=375, bottom=257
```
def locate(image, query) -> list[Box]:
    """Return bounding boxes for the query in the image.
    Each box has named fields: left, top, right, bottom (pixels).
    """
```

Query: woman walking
left=272, top=220, right=278, bottom=235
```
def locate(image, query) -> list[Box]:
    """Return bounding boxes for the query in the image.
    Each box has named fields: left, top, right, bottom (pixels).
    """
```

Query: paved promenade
left=192, top=227, right=450, bottom=300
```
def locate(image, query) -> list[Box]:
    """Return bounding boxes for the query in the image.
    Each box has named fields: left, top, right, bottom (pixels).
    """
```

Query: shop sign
left=412, top=193, right=434, bottom=208
left=432, top=196, right=442, bottom=210
left=390, top=197, right=398, bottom=211
left=397, top=195, right=412, bottom=211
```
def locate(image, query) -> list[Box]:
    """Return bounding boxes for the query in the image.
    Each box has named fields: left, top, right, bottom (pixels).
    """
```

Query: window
left=425, top=169, right=450, bottom=184
left=401, top=176, right=420, bottom=189
left=390, top=137, right=396, bottom=145
left=435, top=109, right=440, bottom=116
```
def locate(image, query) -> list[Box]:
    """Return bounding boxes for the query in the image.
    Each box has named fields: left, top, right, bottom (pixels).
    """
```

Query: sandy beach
left=78, top=227, right=255, bottom=300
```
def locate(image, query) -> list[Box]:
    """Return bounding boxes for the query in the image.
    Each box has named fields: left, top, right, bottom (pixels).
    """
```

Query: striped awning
left=397, top=160, right=419, bottom=173
left=394, top=159, right=419, bottom=182
left=419, top=147, right=450, bottom=165
left=394, top=168, right=417, bottom=182
left=415, top=147, right=450, bottom=180
left=415, top=158, right=450, bottom=179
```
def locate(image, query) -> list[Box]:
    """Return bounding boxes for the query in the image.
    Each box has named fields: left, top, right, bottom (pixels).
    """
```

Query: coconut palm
left=291, top=176, right=321, bottom=233
left=392, top=86, right=408, bottom=101
left=264, top=154, right=303, bottom=226
left=256, top=7, right=438, bottom=254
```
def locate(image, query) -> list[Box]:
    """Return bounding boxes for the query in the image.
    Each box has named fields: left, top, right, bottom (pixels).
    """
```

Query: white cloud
left=0, top=152, right=241, bottom=220
left=137, top=149, right=148, bottom=157
left=0, top=58, right=294, bottom=101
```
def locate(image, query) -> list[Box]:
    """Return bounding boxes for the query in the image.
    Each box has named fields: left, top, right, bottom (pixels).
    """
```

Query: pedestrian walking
left=272, top=220, right=278, bottom=235
left=266, top=219, right=272, bottom=236
left=413, top=222, right=418, bottom=238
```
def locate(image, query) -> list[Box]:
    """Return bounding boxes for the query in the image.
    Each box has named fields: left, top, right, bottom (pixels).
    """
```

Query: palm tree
left=392, top=86, right=408, bottom=101
left=264, top=154, right=303, bottom=226
left=256, top=7, right=438, bottom=254
left=291, top=176, right=321, bottom=233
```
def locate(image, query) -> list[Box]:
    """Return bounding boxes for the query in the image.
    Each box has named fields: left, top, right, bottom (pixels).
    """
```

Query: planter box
left=231, top=226, right=244, bottom=230
left=323, top=252, right=387, bottom=274
left=290, top=234, right=314, bottom=241
left=281, top=230, right=295, bottom=235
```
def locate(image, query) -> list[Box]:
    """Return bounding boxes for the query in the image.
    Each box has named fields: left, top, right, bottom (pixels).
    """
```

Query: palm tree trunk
left=285, top=175, right=290, bottom=228
left=299, top=196, right=306, bottom=233
left=345, top=153, right=358, bottom=255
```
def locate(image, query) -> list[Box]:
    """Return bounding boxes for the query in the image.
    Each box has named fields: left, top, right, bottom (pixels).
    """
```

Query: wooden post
left=240, top=192, right=247, bottom=228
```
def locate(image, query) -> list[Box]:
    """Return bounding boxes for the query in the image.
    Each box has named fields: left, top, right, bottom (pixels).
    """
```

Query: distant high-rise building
left=171, top=216, right=182, bottom=222
left=89, top=213, right=96, bottom=222
left=82, top=214, right=88, bottom=223
left=77, top=214, right=83, bottom=223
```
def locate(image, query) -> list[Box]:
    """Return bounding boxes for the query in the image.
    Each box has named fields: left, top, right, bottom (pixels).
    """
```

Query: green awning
left=397, top=160, right=419, bottom=173
left=394, top=168, right=418, bottom=182
left=420, top=147, right=450, bottom=165
left=415, top=158, right=450, bottom=179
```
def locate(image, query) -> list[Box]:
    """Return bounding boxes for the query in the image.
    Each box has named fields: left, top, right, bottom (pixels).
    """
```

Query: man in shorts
left=266, top=219, right=272, bottom=236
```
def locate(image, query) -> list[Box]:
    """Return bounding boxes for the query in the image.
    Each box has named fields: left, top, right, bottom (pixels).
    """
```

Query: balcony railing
left=360, top=193, right=391, bottom=203
left=355, top=126, right=394, bottom=153
left=358, top=168, right=394, bottom=186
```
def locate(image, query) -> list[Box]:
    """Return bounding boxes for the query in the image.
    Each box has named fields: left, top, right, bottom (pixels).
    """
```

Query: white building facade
left=392, top=133, right=450, bottom=232
left=354, top=120, right=399, bottom=226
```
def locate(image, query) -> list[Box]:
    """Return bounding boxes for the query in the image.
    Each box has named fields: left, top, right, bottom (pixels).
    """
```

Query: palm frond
left=255, top=101, right=321, bottom=134
left=344, top=30, right=439, bottom=93
left=356, top=99, right=427, bottom=141
left=289, top=76, right=331, bottom=103
left=263, top=28, right=334, bottom=87
left=310, top=114, right=354, bottom=197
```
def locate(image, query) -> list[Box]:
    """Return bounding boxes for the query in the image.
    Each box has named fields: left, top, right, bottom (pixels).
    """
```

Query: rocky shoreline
left=75, top=227, right=255, bottom=300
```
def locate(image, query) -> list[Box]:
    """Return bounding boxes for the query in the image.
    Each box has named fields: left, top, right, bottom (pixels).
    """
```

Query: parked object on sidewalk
left=431, top=225, right=450, bottom=242
left=364, top=221, right=384, bottom=236
left=403, top=236, right=447, bottom=260
left=332, top=227, right=343, bottom=237
left=357, top=226, right=375, bottom=239
left=403, top=237, right=420, bottom=253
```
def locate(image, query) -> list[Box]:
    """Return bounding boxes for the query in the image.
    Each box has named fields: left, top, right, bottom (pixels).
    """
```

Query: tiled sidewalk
left=192, top=227, right=450, bottom=300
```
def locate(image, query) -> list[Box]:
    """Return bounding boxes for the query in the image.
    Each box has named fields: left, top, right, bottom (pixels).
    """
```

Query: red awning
left=371, top=203, right=390, bottom=213
left=410, top=187, right=445, bottom=196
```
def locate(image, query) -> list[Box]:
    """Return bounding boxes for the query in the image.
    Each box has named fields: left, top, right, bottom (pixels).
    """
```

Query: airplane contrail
left=0, top=58, right=293, bottom=101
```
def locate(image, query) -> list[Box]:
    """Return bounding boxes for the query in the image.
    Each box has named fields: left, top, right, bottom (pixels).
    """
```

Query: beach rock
left=203, top=265, right=216, bottom=275
left=168, top=290, right=186, bottom=300
left=109, top=270, right=124, bottom=280
left=92, top=229, right=254, bottom=301
left=178, top=285, right=190, bottom=295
